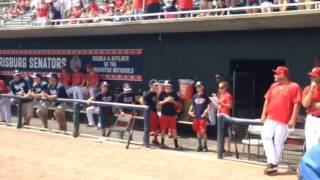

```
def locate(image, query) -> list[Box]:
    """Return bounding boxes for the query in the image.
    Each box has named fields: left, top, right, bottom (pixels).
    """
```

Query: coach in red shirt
left=261, top=66, right=301, bottom=175
left=302, top=67, right=320, bottom=151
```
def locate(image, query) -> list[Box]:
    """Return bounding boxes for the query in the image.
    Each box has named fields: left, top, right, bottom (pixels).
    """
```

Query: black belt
left=309, top=114, right=320, bottom=118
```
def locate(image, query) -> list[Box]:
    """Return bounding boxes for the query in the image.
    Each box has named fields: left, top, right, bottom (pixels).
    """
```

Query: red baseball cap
left=308, top=67, right=320, bottom=78
left=273, top=66, right=289, bottom=76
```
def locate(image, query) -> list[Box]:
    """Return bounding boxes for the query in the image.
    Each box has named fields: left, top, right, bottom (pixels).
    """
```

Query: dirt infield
left=0, top=127, right=297, bottom=180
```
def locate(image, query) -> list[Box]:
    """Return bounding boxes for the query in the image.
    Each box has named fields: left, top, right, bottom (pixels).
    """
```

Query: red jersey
left=218, top=91, right=232, bottom=115
left=178, top=0, right=193, bottom=10
left=303, top=86, right=320, bottom=116
left=37, top=3, right=48, bottom=18
left=88, top=3, right=99, bottom=13
left=115, top=0, right=124, bottom=9
left=133, top=0, right=143, bottom=10
left=147, top=0, right=159, bottom=5
left=0, top=80, right=9, bottom=94
left=86, top=72, right=100, bottom=87
left=70, top=6, right=83, bottom=18
left=265, top=81, right=301, bottom=124
left=59, top=72, right=71, bottom=86
left=71, top=72, right=85, bottom=86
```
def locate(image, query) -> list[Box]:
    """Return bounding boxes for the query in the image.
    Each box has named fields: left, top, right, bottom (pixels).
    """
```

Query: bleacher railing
left=0, top=94, right=151, bottom=148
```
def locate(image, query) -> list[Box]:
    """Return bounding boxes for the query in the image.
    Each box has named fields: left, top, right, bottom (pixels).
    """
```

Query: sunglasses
left=218, top=86, right=225, bottom=89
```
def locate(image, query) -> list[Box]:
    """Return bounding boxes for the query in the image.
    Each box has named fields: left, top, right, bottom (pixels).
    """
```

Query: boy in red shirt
left=85, top=64, right=100, bottom=98
left=37, top=0, right=48, bottom=25
left=302, top=67, right=320, bottom=151
left=0, top=79, right=11, bottom=124
left=261, top=66, right=301, bottom=175
left=86, top=0, right=100, bottom=18
left=71, top=66, right=86, bottom=100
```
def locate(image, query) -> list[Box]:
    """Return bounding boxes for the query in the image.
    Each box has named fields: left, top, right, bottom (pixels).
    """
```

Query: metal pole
left=73, top=102, right=80, bottom=137
left=217, top=115, right=224, bottom=159
left=16, top=97, right=23, bottom=129
left=143, top=108, right=150, bottom=148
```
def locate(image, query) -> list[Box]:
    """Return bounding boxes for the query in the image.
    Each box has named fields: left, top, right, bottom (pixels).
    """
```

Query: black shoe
left=196, top=146, right=203, bottom=152
left=264, top=164, right=278, bottom=175
left=175, top=145, right=183, bottom=150
left=203, top=146, right=208, bottom=152
left=151, top=140, right=159, bottom=145
left=159, top=144, right=166, bottom=149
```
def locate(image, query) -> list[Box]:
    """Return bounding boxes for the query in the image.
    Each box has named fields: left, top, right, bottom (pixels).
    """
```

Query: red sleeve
left=225, top=93, right=233, bottom=106
left=291, top=83, right=302, bottom=103
left=264, top=84, right=274, bottom=101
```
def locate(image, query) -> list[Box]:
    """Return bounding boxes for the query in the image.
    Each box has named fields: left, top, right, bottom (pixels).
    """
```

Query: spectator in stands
left=71, top=66, right=86, bottom=100
left=40, top=72, right=68, bottom=131
left=143, top=0, right=161, bottom=19
left=85, top=64, right=100, bottom=98
left=86, top=81, right=115, bottom=132
left=122, top=0, right=133, bottom=15
left=19, top=0, right=31, bottom=11
left=260, top=0, right=273, bottom=13
left=114, top=0, right=125, bottom=16
left=9, top=70, right=34, bottom=126
left=215, top=0, right=227, bottom=16
left=158, top=80, right=182, bottom=149
left=86, top=0, right=100, bottom=20
left=68, top=0, right=85, bottom=22
left=102, top=0, right=115, bottom=16
left=278, top=0, right=288, bottom=11
left=217, top=80, right=233, bottom=156
left=246, top=0, right=258, bottom=14
left=226, top=0, right=235, bottom=14
left=48, top=2, right=62, bottom=24
left=200, top=0, right=213, bottom=16
left=52, top=0, right=63, bottom=17
left=30, top=73, right=48, bottom=128
left=0, top=78, right=11, bottom=124
left=132, top=0, right=143, bottom=19
left=36, top=0, right=49, bottom=25
left=189, top=81, right=211, bottom=152
left=177, top=0, right=193, bottom=18
left=163, top=0, right=177, bottom=19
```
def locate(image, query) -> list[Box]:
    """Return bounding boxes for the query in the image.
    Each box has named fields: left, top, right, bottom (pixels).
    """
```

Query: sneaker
left=96, top=126, right=101, bottom=130
left=151, top=140, right=159, bottom=145
left=196, top=146, right=203, bottom=152
left=223, top=151, right=232, bottom=157
left=203, top=146, right=208, bottom=152
left=264, top=164, right=278, bottom=175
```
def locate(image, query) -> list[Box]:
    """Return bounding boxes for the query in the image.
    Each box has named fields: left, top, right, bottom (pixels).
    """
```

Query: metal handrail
left=0, top=93, right=151, bottom=148
left=42, top=1, right=320, bottom=25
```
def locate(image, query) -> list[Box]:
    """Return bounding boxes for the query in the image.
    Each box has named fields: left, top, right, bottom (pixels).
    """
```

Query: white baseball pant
left=305, top=115, right=320, bottom=151
left=0, top=97, right=11, bottom=123
left=88, top=87, right=97, bottom=98
left=261, top=119, right=289, bottom=165
left=86, top=106, right=100, bottom=126
left=72, top=86, right=85, bottom=100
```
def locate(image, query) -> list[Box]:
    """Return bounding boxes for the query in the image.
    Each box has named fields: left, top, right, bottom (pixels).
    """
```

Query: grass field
left=0, top=126, right=297, bottom=180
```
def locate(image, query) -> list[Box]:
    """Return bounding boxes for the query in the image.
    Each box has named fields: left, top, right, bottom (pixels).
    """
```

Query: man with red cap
left=302, top=67, right=320, bottom=151
left=260, top=66, right=302, bottom=175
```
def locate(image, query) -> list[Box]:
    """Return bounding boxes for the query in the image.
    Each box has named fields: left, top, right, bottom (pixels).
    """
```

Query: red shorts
left=160, top=115, right=176, bottom=130
left=150, top=111, right=159, bottom=132
left=193, top=118, right=207, bottom=133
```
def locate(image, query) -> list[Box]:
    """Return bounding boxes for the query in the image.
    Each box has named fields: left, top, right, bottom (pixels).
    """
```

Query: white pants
left=86, top=106, right=100, bottom=126
left=71, top=86, right=86, bottom=100
left=261, top=119, right=289, bottom=165
left=305, top=115, right=320, bottom=151
left=0, top=98, right=11, bottom=123
left=88, top=87, right=97, bottom=98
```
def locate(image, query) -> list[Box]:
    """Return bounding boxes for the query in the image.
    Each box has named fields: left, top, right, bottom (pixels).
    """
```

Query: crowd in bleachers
left=4, top=0, right=312, bottom=25
left=0, top=0, right=31, bottom=23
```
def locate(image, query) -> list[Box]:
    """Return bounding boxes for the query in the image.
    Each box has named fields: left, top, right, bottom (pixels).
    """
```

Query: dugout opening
left=230, top=59, right=285, bottom=119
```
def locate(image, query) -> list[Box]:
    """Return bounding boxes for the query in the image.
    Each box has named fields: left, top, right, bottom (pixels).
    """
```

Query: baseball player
left=39, top=73, right=69, bottom=131
left=59, top=65, right=72, bottom=96
left=117, top=83, right=136, bottom=114
left=217, top=80, right=233, bottom=156
left=299, top=143, right=320, bottom=179
left=139, top=79, right=160, bottom=145
left=0, top=78, right=11, bottom=124
left=302, top=67, right=320, bottom=151
left=158, top=80, right=182, bottom=149
left=86, top=81, right=114, bottom=132
left=71, top=66, right=86, bottom=100
left=188, top=81, right=211, bottom=152
left=9, top=70, right=34, bottom=126
left=30, top=73, right=49, bottom=128
left=85, top=64, right=100, bottom=98
left=260, top=66, right=301, bottom=175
